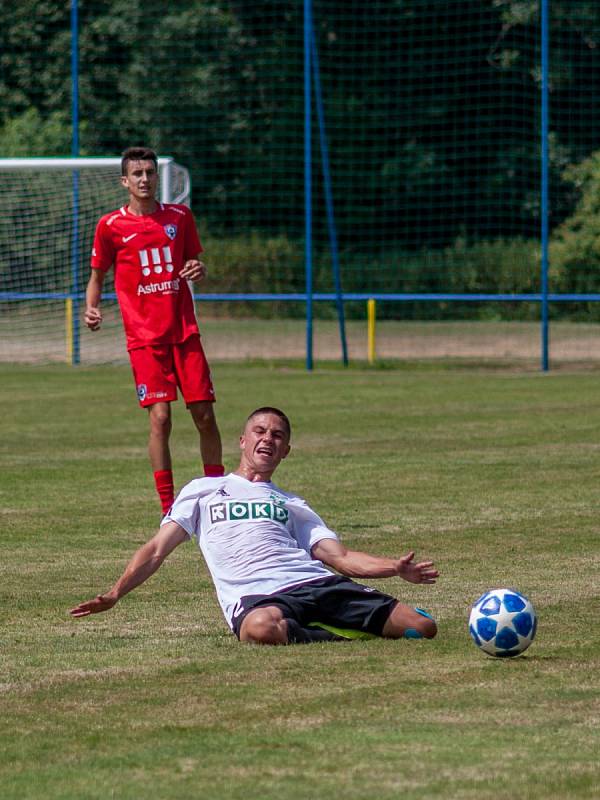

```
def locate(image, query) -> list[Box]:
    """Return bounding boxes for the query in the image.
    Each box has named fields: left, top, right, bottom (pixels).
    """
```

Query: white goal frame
left=0, top=156, right=190, bottom=205
left=0, top=156, right=191, bottom=365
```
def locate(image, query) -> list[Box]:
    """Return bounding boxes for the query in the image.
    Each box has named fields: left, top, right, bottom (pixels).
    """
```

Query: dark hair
left=121, top=146, right=158, bottom=176
left=246, top=407, right=291, bottom=438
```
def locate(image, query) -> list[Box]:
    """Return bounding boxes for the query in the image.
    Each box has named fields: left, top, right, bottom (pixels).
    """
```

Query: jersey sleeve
left=288, top=498, right=339, bottom=554
left=183, top=208, right=203, bottom=260
left=162, top=478, right=212, bottom=539
left=90, top=217, right=115, bottom=272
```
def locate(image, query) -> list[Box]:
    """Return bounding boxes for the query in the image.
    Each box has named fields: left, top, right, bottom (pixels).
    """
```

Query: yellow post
left=367, top=298, right=376, bottom=364
left=65, top=297, right=73, bottom=364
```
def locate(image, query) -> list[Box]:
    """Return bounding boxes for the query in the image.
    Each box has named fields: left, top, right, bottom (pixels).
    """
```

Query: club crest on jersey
left=164, top=224, right=177, bottom=240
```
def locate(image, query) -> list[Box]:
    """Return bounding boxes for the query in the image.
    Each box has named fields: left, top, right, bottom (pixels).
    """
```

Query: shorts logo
left=137, top=383, right=147, bottom=401
left=209, top=500, right=289, bottom=525
left=164, top=224, right=177, bottom=240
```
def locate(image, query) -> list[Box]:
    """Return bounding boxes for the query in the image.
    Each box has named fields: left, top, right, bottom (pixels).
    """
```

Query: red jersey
left=91, top=203, right=203, bottom=350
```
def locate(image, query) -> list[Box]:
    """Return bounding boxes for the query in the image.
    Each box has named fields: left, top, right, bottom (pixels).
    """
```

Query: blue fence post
left=310, top=21, right=348, bottom=367
left=304, top=0, right=314, bottom=371
left=70, top=0, right=81, bottom=365
left=540, top=0, right=550, bottom=372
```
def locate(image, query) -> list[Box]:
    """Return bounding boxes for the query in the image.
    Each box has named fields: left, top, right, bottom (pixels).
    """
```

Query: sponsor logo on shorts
left=136, top=385, right=168, bottom=402
left=209, top=500, right=289, bottom=525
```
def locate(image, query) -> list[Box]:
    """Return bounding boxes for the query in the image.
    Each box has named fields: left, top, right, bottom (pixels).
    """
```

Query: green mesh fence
left=1, top=1, right=600, bottom=364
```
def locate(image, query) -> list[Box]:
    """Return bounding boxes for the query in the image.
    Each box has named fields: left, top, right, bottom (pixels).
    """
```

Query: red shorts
left=128, top=335, right=216, bottom=408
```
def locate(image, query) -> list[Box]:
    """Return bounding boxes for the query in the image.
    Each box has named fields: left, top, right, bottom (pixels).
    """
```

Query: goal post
left=0, top=157, right=190, bottom=205
left=0, top=157, right=190, bottom=365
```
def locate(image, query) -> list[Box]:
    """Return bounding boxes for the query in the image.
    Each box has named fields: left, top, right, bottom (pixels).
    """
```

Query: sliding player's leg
left=238, top=606, right=343, bottom=645
left=381, top=602, right=437, bottom=639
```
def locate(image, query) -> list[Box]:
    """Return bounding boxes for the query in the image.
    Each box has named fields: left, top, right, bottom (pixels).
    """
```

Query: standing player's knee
left=149, top=406, right=171, bottom=435
left=189, top=403, right=216, bottom=433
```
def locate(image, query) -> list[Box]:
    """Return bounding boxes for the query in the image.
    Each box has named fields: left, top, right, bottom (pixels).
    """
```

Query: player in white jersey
left=70, top=408, right=439, bottom=644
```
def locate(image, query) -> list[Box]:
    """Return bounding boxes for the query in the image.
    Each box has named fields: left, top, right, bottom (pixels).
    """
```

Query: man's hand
left=180, top=259, right=207, bottom=283
left=69, top=593, right=118, bottom=617
left=312, top=538, right=439, bottom=583
left=68, top=523, right=188, bottom=621
left=395, top=551, right=439, bottom=584
left=84, top=306, right=102, bottom=331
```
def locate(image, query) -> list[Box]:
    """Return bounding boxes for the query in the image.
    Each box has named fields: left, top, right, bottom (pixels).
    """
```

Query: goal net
left=0, top=158, right=190, bottom=364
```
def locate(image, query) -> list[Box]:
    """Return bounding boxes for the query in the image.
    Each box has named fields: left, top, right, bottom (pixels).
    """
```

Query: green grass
left=1, top=362, right=599, bottom=799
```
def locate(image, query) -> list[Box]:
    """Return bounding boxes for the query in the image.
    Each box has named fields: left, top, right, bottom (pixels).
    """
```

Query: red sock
left=204, top=464, right=225, bottom=477
left=154, top=469, right=174, bottom=515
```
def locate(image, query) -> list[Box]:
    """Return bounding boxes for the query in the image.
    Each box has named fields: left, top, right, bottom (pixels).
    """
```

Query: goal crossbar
left=0, top=157, right=190, bottom=205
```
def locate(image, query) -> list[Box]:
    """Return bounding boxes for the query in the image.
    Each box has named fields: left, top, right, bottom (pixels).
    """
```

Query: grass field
left=1, top=362, right=599, bottom=799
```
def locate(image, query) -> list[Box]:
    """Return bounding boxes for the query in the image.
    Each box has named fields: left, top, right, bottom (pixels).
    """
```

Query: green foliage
left=550, top=149, right=600, bottom=293
left=0, top=1, right=70, bottom=120
left=197, top=232, right=539, bottom=320
left=0, top=108, right=72, bottom=156
left=204, top=230, right=304, bottom=294
left=200, top=230, right=306, bottom=317
left=2, top=1, right=600, bottom=318
left=1, top=1, right=600, bottom=245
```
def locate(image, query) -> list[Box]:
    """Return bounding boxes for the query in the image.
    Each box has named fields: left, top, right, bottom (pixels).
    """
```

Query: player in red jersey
left=85, top=146, right=224, bottom=514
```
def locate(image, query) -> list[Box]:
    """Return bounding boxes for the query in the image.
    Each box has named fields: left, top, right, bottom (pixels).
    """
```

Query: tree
left=550, top=150, right=600, bottom=293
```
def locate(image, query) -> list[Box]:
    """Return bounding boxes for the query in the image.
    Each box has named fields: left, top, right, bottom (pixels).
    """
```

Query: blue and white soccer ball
left=469, top=588, right=537, bottom=658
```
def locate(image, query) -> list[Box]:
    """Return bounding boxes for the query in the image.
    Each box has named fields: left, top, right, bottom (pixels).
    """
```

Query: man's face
left=121, top=159, right=158, bottom=201
left=239, top=413, right=291, bottom=473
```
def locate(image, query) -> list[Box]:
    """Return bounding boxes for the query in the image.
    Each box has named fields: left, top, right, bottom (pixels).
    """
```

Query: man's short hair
left=121, top=146, right=158, bottom=176
left=246, top=407, right=291, bottom=439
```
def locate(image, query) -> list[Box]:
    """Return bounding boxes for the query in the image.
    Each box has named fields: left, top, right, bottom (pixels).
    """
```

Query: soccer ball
left=468, top=588, right=537, bottom=658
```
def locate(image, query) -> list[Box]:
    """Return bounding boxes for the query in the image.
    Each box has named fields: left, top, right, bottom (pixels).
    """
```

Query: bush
left=199, top=230, right=305, bottom=318
left=550, top=149, right=600, bottom=295
left=199, top=229, right=541, bottom=321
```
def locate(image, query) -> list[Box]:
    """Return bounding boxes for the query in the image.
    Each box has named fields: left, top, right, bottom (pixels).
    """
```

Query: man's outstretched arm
left=69, top=521, right=189, bottom=617
left=311, top=538, right=439, bottom=585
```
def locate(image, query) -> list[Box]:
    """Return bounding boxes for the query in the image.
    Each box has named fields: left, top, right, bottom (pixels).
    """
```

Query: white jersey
left=164, top=473, right=339, bottom=629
